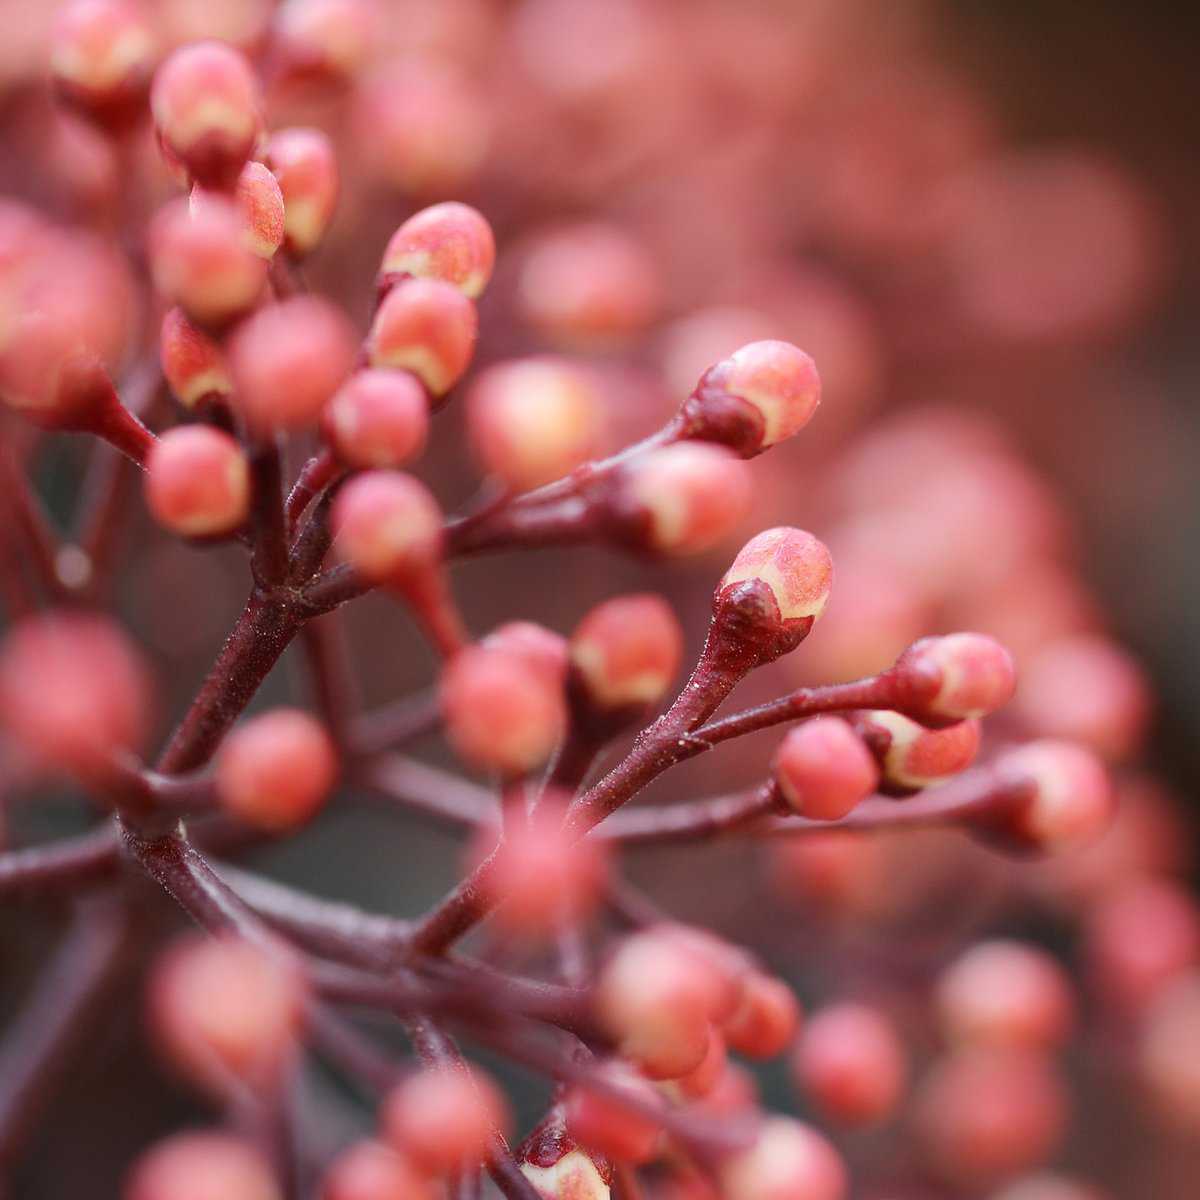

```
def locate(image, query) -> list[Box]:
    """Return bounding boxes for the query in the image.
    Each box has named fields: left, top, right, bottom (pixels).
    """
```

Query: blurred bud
left=382, top=202, right=495, bottom=299
left=151, top=40, right=262, bottom=186
left=145, top=425, right=249, bottom=537
left=321, top=1140, right=433, bottom=1200
left=719, top=1118, right=847, bottom=1200
left=722, top=973, right=800, bottom=1060
left=0, top=612, right=149, bottom=779
left=563, top=1062, right=663, bottom=1164
left=989, top=1173, right=1110, bottom=1200
left=216, top=709, right=337, bottom=832
left=482, top=622, right=568, bottom=687
left=467, top=358, right=601, bottom=492
left=324, top=368, right=429, bottom=469
left=894, top=633, right=1017, bottom=722
left=856, top=711, right=980, bottom=792
left=149, top=196, right=267, bottom=326
left=331, top=471, right=443, bottom=584
left=1139, top=971, right=1200, bottom=1134
left=441, top=644, right=566, bottom=775
left=160, top=307, right=231, bottom=408
left=156, top=0, right=273, bottom=49
left=793, top=1003, right=907, bottom=1127
left=125, top=1132, right=280, bottom=1200
left=382, top=1064, right=509, bottom=1174
left=228, top=296, right=357, bottom=432
left=673, top=1028, right=728, bottom=1099
left=937, top=941, right=1074, bottom=1051
left=718, top=527, right=834, bottom=640
left=772, top=718, right=878, bottom=820
left=367, top=279, right=477, bottom=398
left=272, top=0, right=377, bottom=82
left=265, top=127, right=339, bottom=258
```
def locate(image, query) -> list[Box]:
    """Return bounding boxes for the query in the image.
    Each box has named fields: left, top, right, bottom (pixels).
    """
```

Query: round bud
left=618, top=443, right=751, bottom=556
left=857, top=711, right=980, bottom=791
left=321, top=1140, right=433, bottom=1200
left=718, top=1118, right=847, bottom=1200
left=895, top=633, right=1017, bottom=721
left=215, top=709, right=337, bottom=832
left=0, top=612, right=149, bottom=778
left=145, top=426, right=249, bottom=537
left=719, top=527, right=834, bottom=627
left=272, top=0, right=376, bottom=82
left=324, top=369, right=429, bottom=469
left=698, top=1061, right=761, bottom=1117
left=693, top=341, right=821, bottom=454
left=382, top=202, right=496, bottom=299
left=264, top=128, right=339, bottom=257
left=232, top=161, right=286, bottom=259
left=773, top=718, right=878, bottom=820
left=228, top=296, right=357, bottom=432
left=936, top=941, right=1074, bottom=1051
left=331, top=471, right=443, bottom=584
left=125, top=1132, right=280, bottom=1200
left=569, top=594, right=684, bottom=712
left=367, top=279, right=477, bottom=398
left=482, top=622, right=568, bottom=687
left=722, top=972, right=801, bottom=1060
left=520, top=1143, right=610, bottom=1200
left=151, top=41, right=262, bottom=186
left=148, top=934, right=305, bottom=1092
left=149, top=196, right=267, bottom=326
left=382, top=1064, right=509, bottom=1175
left=675, top=1028, right=728, bottom=1099
left=466, top=358, right=601, bottom=492
left=440, top=645, right=566, bottom=775
left=160, top=307, right=232, bottom=408
left=1139, top=971, right=1200, bottom=1133
left=563, top=1063, right=663, bottom=1164
left=989, top=1173, right=1110, bottom=1200
left=793, top=1003, right=907, bottom=1126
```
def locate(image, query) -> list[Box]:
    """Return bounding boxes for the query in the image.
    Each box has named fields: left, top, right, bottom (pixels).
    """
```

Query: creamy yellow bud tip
left=720, top=527, right=833, bottom=622
left=520, top=1151, right=610, bottom=1200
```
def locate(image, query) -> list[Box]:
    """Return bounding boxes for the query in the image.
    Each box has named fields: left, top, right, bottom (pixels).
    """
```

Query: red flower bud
left=563, top=1062, right=663, bottom=1165
left=264, top=127, right=339, bottom=258
left=367, top=279, right=477, bottom=398
left=272, top=0, right=377, bottom=82
left=772, top=718, right=878, bottom=820
left=382, top=202, right=496, bottom=299
left=160, top=306, right=232, bottom=408
left=145, top=425, right=250, bottom=537
left=856, top=711, right=980, bottom=792
left=324, top=368, right=429, bottom=468
left=331, top=471, right=443, bottom=584
left=321, top=1140, right=433, bottom=1200
left=894, top=632, right=1017, bottom=721
left=718, top=1118, right=847, bottom=1200
left=126, top=1132, right=280, bottom=1200
left=721, top=972, right=800, bottom=1060
left=481, top=621, right=569, bottom=687
left=226, top=160, right=286, bottom=259
left=990, top=1174, right=1112, bottom=1200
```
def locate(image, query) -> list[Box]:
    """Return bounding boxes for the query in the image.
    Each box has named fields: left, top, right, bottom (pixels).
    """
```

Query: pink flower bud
left=1139, top=972, right=1200, bottom=1134
left=216, top=709, right=337, bottom=832
left=151, top=41, right=262, bottom=186
left=718, top=527, right=834, bottom=627
left=381, top=202, right=496, bottom=299
left=569, top=594, right=683, bottom=712
left=228, top=296, right=357, bottom=432
left=366, top=279, right=477, bottom=398
left=145, top=425, right=250, bottom=537
left=160, top=306, right=232, bottom=408
left=466, top=358, right=601, bottom=492
left=264, top=127, right=339, bottom=257
left=229, top=160, right=286, bottom=259
left=674, top=1027, right=728, bottom=1099
left=857, top=711, right=980, bottom=791
left=440, top=644, right=566, bottom=775
left=0, top=612, right=150, bottom=779
left=482, top=622, right=568, bottom=687
left=331, top=471, right=443, bottom=584
left=793, top=1003, right=907, bottom=1126
left=272, top=0, right=377, bottom=82
left=894, top=632, right=1017, bottom=721
left=616, top=444, right=750, bottom=557
left=990, top=1174, right=1111, bottom=1200
left=718, top=1118, right=847, bottom=1200
left=382, top=1064, right=509, bottom=1174
left=321, top=1140, right=433, bottom=1200
left=690, top=341, right=821, bottom=455
left=323, top=368, right=429, bottom=468
left=125, top=1132, right=280, bottom=1200
left=148, top=934, right=306, bottom=1092
left=772, top=718, right=878, bottom=820
left=722, top=973, right=801, bottom=1060
left=937, top=941, right=1074, bottom=1051
left=563, top=1062, right=663, bottom=1164
left=149, top=196, right=267, bottom=326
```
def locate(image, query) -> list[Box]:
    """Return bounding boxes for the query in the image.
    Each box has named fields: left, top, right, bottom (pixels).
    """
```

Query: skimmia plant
left=0, top=6, right=1166, bottom=1200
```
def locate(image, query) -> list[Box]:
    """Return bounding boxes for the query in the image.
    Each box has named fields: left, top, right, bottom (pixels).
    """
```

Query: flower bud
left=324, top=368, right=429, bottom=468
left=688, top=341, right=821, bottom=455
left=563, top=1062, right=663, bottom=1164
left=149, top=934, right=306, bottom=1092
left=717, top=527, right=834, bottom=640
left=990, top=1173, right=1111, bottom=1200
left=321, top=1140, right=433, bottom=1200
left=719, top=1118, right=847, bottom=1200
left=467, top=358, right=601, bottom=492
left=569, top=594, right=683, bottom=713
left=793, top=1003, right=907, bottom=1126
left=894, top=632, right=1017, bottom=721
left=772, top=718, right=878, bottom=820
left=0, top=612, right=149, bottom=779
left=856, top=711, right=980, bottom=792
left=216, top=709, right=337, bottom=832
left=721, top=973, right=801, bottom=1060
left=272, top=0, right=377, bottom=82
left=151, top=40, right=262, bottom=186
left=228, top=296, right=357, bottom=432
left=367, top=279, right=477, bottom=398
left=331, top=471, right=443, bottom=584
left=674, top=1027, right=728, bottom=1099
left=520, top=1137, right=611, bottom=1200
left=441, top=644, right=566, bottom=775
left=160, top=307, right=232, bottom=408
left=149, top=196, right=267, bottom=326
left=381, top=202, right=495, bottom=299
left=264, top=127, right=339, bottom=257
left=382, top=1064, right=509, bottom=1174
left=125, top=1132, right=280, bottom=1200
left=228, top=160, right=286, bottom=259
left=482, top=622, right=568, bottom=687
left=1139, top=971, right=1200, bottom=1134
left=615, top=444, right=750, bottom=557
left=145, top=425, right=250, bottom=537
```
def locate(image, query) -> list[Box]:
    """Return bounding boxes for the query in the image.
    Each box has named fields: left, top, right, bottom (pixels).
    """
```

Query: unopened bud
left=856, top=711, right=980, bottom=792
left=894, top=633, right=1017, bottom=721
left=719, top=1118, right=847, bottom=1200
left=126, top=1132, right=280, bottom=1200
left=264, top=127, right=339, bottom=258
left=772, top=718, right=878, bottom=820
left=331, top=471, right=443, bottom=584
left=367, top=279, right=477, bottom=398
left=381, top=202, right=496, bottom=299
left=145, top=425, right=249, bottom=537
left=324, top=368, right=429, bottom=468
left=160, top=307, right=231, bottom=408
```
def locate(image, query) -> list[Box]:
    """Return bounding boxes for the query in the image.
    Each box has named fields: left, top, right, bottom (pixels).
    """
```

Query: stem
left=348, top=689, right=441, bottom=756
left=356, top=755, right=494, bottom=829
left=0, top=824, right=122, bottom=897
left=249, top=438, right=290, bottom=588
left=604, top=785, right=779, bottom=845
left=300, top=613, right=360, bottom=747
left=285, top=448, right=340, bottom=534
left=0, top=443, right=65, bottom=601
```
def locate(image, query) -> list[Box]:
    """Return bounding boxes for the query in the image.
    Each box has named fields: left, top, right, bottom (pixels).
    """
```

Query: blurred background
left=2, top=0, right=1199, bottom=1196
